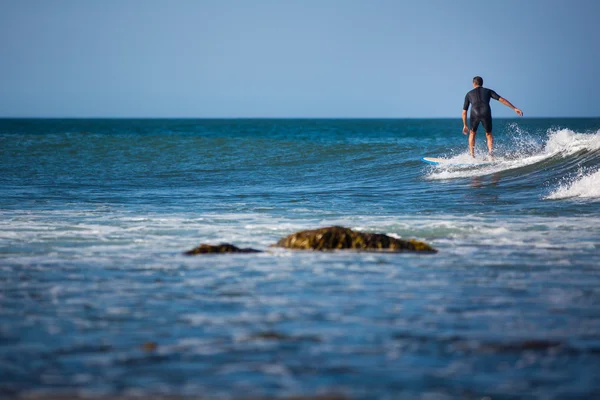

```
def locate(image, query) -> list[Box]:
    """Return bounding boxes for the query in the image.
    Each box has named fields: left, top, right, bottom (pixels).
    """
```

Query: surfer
left=462, top=76, right=523, bottom=159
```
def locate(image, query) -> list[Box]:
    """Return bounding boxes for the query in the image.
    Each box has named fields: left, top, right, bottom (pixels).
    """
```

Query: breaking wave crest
left=546, top=167, right=600, bottom=199
left=426, top=127, right=600, bottom=201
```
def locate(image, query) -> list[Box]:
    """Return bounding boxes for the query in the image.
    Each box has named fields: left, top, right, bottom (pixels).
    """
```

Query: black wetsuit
left=463, top=87, right=501, bottom=133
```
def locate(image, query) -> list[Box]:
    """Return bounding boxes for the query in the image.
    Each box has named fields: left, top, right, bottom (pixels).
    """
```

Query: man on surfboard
left=462, top=76, right=523, bottom=159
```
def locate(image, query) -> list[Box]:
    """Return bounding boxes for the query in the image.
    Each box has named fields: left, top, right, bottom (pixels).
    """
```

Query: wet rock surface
left=184, top=243, right=262, bottom=255
left=185, top=226, right=436, bottom=255
left=273, top=226, right=437, bottom=252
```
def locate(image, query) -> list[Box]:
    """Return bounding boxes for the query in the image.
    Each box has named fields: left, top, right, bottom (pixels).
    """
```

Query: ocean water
left=1, top=118, right=600, bottom=399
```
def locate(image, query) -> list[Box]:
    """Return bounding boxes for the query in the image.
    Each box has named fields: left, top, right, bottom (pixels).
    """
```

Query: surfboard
left=421, top=157, right=492, bottom=166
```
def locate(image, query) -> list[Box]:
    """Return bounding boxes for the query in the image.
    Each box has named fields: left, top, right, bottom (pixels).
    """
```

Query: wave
left=546, top=168, right=600, bottom=199
left=425, top=128, right=600, bottom=194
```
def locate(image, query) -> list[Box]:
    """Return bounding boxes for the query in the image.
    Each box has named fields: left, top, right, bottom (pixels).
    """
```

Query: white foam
left=544, top=128, right=600, bottom=154
left=426, top=128, right=600, bottom=181
left=546, top=168, right=600, bottom=200
left=2, top=208, right=599, bottom=268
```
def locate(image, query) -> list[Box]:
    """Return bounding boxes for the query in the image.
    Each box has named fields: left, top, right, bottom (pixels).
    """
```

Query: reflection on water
left=470, top=173, right=501, bottom=189
left=466, top=174, right=502, bottom=204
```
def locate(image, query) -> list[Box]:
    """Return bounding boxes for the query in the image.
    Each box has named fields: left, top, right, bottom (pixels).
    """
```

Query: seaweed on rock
left=184, top=243, right=262, bottom=255
left=273, top=226, right=436, bottom=253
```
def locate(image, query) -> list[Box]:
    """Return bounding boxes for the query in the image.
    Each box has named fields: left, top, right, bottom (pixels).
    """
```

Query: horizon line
left=1, top=116, right=600, bottom=120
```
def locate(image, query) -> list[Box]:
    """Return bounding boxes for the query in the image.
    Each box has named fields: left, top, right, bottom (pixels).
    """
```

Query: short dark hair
left=473, top=76, right=483, bottom=86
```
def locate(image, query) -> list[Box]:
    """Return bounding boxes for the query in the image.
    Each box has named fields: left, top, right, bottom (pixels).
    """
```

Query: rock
left=273, top=226, right=436, bottom=253
left=246, top=330, right=322, bottom=343
left=184, top=243, right=262, bottom=255
left=184, top=227, right=437, bottom=255
left=141, top=341, right=158, bottom=352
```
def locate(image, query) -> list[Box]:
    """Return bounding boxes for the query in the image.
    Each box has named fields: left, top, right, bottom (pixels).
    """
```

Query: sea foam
left=546, top=168, right=600, bottom=200
left=426, top=128, right=600, bottom=181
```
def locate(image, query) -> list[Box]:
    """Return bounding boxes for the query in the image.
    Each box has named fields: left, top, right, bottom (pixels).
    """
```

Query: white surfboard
left=421, top=157, right=492, bottom=166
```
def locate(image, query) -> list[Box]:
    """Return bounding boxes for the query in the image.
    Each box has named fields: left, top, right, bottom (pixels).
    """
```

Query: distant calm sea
left=1, top=118, right=600, bottom=399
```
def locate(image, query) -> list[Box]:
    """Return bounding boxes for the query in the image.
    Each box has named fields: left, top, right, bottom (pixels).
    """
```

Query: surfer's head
left=473, top=76, right=483, bottom=87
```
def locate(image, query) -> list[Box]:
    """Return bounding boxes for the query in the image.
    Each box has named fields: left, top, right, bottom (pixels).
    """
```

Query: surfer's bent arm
left=462, top=95, right=471, bottom=134
left=499, top=97, right=524, bottom=116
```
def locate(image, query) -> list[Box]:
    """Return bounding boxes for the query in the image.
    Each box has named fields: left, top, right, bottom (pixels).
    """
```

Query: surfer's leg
left=482, top=117, right=494, bottom=159
left=469, top=131, right=476, bottom=158
left=486, top=132, right=494, bottom=159
left=469, top=119, right=480, bottom=158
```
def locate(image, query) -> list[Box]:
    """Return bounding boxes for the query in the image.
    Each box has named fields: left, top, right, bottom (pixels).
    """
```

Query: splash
left=544, top=128, right=600, bottom=154
left=546, top=168, right=600, bottom=200
left=426, top=127, right=600, bottom=180
left=497, top=122, right=544, bottom=158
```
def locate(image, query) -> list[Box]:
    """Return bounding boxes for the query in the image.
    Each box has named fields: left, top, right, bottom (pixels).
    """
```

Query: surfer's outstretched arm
left=499, top=97, right=523, bottom=116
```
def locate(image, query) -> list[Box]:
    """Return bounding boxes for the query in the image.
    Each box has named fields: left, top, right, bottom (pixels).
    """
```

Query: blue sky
left=1, top=0, right=598, bottom=118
